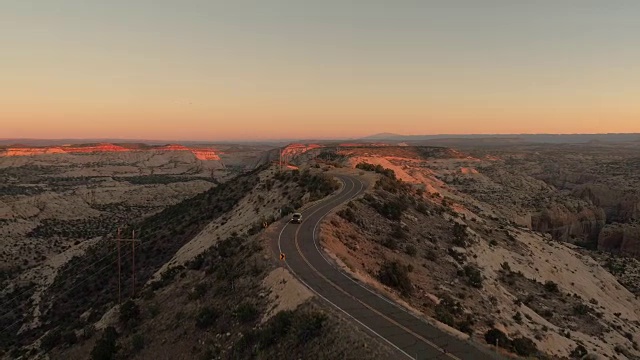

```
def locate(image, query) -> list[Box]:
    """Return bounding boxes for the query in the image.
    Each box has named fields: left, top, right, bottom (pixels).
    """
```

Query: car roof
left=292, top=212, right=302, bottom=216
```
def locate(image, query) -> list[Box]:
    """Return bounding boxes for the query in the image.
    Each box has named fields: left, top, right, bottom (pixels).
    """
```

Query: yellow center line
left=292, top=178, right=461, bottom=360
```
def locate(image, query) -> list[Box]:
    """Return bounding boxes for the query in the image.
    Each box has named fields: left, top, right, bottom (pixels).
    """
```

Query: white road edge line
left=277, top=180, right=415, bottom=360
left=312, top=176, right=460, bottom=360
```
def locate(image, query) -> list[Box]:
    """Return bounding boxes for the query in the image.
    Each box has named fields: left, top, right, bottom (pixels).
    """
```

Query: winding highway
left=275, top=174, right=503, bottom=360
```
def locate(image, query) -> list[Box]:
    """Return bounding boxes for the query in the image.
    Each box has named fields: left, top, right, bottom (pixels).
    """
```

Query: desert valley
left=1, top=138, right=639, bottom=360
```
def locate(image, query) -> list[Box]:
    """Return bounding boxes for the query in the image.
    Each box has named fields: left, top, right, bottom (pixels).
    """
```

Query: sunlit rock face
left=63, top=143, right=130, bottom=153
left=155, top=144, right=221, bottom=160
left=3, top=146, right=66, bottom=156
left=156, top=144, right=190, bottom=152
left=0, top=143, right=222, bottom=160
left=191, top=149, right=221, bottom=161
left=282, top=143, right=322, bottom=157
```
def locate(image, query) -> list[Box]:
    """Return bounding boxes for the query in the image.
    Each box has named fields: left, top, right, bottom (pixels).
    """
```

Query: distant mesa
left=0, top=142, right=221, bottom=161
left=63, top=143, right=129, bottom=153
left=156, top=144, right=190, bottom=151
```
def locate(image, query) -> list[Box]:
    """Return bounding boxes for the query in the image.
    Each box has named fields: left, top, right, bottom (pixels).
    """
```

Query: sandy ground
left=261, top=267, right=314, bottom=323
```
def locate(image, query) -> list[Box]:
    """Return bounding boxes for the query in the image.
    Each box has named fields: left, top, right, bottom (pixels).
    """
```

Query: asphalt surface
left=276, top=174, right=505, bottom=360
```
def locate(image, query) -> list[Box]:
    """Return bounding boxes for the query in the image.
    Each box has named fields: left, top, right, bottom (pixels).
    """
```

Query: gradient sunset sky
left=2, top=1, right=639, bottom=141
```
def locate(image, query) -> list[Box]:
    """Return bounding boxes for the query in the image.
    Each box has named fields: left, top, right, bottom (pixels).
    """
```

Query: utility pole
left=116, top=228, right=121, bottom=304
left=129, top=230, right=139, bottom=298
left=111, top=228, right=140, bottom=303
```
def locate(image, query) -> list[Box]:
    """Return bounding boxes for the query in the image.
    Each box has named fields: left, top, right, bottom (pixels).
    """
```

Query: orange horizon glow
left=2, top=1, right=640, bottom=141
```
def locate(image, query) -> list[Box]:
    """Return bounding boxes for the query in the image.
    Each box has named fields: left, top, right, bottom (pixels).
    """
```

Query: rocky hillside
left=0, top=159, right=394, bottom=360
left=471, top=144, right=640, bottom=256
left=312, top=146, right=640, bottom=359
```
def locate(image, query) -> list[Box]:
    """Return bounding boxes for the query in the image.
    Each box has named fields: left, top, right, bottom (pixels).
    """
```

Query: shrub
left=148, top=303, right=160, bottom=318
left=131, top=333, right=144, bottom=353
left=404, top=244, right=417, bottom=257
left=195, top=307, right=219, bottom=329
left=356, top=163, right=396, bottom=179
left=513, top=311, right=523, bottom=324
left=234, top=303, right=259, bottom=324
left=485, top=328, right=510, bottom=348
left=256, top=310, right=294, bottom=348
left=62, top=331, right=77, bottom=346
left=382, top=237, right=398, bottom=250
left=391, top=223, right=408, bottom=240
left=188, top=282, right=208, bottom=300
left=463, top=265, right=483, bottom=288
left=372, top=198, right=408, bottom=220
left=40, top=329, right=62, bottom=351
left=452, top=223, right=468, bottom=247
left=570, top=344, right=588, bottom=359
left=377, top=261, right=413, bottom=297
left=512, top=337, right=538, bottom=357
left=424, top=248, right=438, bottom=261
left=457, top=314, right=475, bottom=335
left=294, top=312, right=327, bottom=343
left=297, top=170, right=340, bottom=201
left=119, top=300, right=140, bottom=329
left=435, top=295, right=469, bottom=332
left=544, top=280, right=559, bottom=293
left=573, top=304, right=591, bottom=316
left=90, top=326, right=118, bottom=360
left=415, top=202, right=429, bottom=214
left=337, top=208, right=358, bottom=224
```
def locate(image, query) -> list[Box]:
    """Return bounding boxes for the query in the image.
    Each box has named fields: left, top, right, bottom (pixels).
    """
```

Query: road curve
left=275, top=174, right=503, bottom=360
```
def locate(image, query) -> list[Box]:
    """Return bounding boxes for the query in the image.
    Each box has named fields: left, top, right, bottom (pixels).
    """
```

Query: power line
left=0, top=257, right=119, bottom=335
left=0, top=242, right=121, bottom=320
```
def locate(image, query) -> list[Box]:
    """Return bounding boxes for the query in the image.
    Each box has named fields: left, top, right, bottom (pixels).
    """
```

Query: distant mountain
left=360, top=133, right=640, bottom=144
left=362, top=132, right=406, bottom=140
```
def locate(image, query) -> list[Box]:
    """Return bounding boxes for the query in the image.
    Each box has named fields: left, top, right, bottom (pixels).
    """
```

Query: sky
left=2, top=0, right=640, bottom=141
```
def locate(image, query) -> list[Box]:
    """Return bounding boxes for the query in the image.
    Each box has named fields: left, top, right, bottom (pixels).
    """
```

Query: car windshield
left=292, top=214, right=301, bottom=218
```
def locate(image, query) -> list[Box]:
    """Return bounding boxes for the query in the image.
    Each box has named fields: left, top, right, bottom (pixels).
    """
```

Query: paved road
left=276, top=174, right=504, bottom=360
